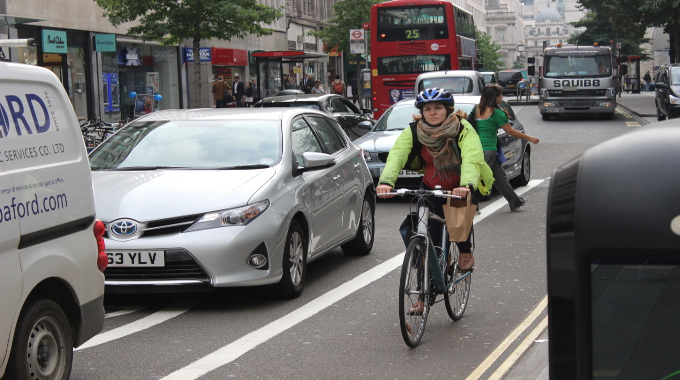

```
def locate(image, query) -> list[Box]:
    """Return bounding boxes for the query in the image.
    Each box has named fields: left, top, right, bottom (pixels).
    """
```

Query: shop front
left=15, top=26, right=91, bottom=121
left=114, top=39, right=182, bottom=121
left=251, top=50, right=328, bottom=98
left=211, top=47, right=248, bottom=86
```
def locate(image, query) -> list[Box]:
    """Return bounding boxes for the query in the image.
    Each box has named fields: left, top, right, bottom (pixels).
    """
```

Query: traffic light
left=528, top=57, right=536, bottom=76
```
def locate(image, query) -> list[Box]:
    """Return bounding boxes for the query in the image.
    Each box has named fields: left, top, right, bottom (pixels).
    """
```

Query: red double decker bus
left=370, top=0, right=477, bottom=118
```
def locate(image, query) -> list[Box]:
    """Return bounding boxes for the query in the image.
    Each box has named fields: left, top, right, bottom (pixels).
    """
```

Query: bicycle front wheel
left=445, top=243, right=471, bottom=320
left=399, top=236, right=429, bottom=347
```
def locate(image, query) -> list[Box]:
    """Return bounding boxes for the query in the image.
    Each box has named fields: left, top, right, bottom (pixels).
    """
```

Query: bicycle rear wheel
left=444, top=243, right=471, bottom=320
left=399, top=236, right=429, bottom=347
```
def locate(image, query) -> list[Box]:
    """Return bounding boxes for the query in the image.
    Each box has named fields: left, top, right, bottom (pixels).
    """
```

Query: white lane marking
left=466, top=296, right=548, bottom=380
left=162, top=178, right=547, bottom=380
left=160, top=254, right=405, bottom=380
left=488, top=316, right=549, bottom=380
left=105, top=307, right=145, bottom=319
left=476, top=179, right=544, bottom=218
left=76, top=299, right=198, bottom=351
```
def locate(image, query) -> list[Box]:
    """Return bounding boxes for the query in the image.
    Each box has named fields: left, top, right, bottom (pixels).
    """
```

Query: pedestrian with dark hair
left=474, top=84, right=539, bottom=211
left=233, top=75, right=246, bottom=107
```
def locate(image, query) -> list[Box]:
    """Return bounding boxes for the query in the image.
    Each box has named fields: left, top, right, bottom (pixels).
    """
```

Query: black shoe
left=510, top=197, right=526, bottom=211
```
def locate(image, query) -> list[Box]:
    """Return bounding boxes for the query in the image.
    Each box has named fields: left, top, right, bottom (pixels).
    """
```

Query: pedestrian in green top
left=475, top=84, right=539, bottom=211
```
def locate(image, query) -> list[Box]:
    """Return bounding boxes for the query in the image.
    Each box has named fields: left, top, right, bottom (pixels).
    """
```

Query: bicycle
left=80, top=117, right=118, bottom=152
left=390, top=187, right=473, bottom=347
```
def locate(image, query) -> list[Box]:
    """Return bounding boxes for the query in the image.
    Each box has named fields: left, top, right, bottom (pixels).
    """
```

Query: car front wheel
left=6, top=298, right=73, bottom=380
left=341, top=194, right=375, bottom=256
left=276, top=220, right=307, bottom=299
left=511, top=149, right=531, bottom=187
left=657, top=103, right=666, bottom=121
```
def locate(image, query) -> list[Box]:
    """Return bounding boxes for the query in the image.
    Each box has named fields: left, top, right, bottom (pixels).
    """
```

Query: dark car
left=654, top=63, right=680, bottom=120
left=353, top=95, right=531, bottom=188
left=257, top=94, right=374, bottom=140
left=497, top=69, right=528, bottom=96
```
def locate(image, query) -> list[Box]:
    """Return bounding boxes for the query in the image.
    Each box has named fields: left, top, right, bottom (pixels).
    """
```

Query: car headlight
left=362, top=149, right=372, bottom=162
left=185, top=200, right=270, bottom=232
left=541, top=101, right=556, bottom=107
left=670, top=94, right=680, bottom=105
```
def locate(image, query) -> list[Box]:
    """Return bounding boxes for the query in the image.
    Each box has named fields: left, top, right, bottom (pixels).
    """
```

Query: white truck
left=539, top=45, right=617, bottom=121
left=0, top=47, right=107, bottom=379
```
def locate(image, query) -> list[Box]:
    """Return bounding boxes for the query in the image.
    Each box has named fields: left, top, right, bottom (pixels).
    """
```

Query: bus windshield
left=545, top=55, right=612, bottom=78
left=377, top=6, right=449, bottom=41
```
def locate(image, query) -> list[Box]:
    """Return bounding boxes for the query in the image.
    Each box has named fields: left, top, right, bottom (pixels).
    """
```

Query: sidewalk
left=614, top=90, right=657, bottom=118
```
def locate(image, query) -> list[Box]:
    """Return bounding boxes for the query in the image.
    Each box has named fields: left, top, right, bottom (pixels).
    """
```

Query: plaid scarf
left=416, top=113, right=463, bottom=182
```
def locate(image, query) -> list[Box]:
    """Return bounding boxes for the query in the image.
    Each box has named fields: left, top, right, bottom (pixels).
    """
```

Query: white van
left=0, top=61, right=106, bottom=379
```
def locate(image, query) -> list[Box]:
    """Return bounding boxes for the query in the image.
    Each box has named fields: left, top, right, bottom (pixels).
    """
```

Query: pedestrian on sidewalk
left=644, top=71, right=652, bottom=92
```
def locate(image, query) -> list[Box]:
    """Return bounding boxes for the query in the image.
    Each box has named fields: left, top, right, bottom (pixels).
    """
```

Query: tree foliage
left=94, top=0, right=282, bottom=107
left=476, top=31, right=503, bottom=72
left=567, top=10, right=649, bottom=59
left=308, top=0, right=380, bottom=57
left=575, top=0, right=680, bottom=62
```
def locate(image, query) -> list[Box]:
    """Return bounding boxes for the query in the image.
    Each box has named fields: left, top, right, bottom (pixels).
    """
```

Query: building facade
left=0, top=0, right=337, bottom=120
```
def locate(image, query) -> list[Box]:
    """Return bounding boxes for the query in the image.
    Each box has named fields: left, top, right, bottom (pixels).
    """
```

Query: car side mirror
left=358, top=121, right=373, bottom=130
left=296, top=152, right=335, bottom=174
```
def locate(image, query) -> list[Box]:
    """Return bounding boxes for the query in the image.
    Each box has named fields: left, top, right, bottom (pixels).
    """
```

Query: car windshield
left=262, top=102, right=321, bottom=110
left=374, top=102, right=476, bottom=131
left=89, top=120, right=282, bottom=170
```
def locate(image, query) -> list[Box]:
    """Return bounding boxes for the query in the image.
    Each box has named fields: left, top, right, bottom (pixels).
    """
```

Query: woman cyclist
left=377, top=88, right=494, bottom=294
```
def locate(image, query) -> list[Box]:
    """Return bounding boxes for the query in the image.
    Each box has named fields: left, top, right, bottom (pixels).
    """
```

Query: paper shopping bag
left=442, top=196, right=477, bottom=242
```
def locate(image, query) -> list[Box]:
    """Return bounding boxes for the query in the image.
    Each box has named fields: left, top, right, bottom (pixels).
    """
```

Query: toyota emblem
left=110, top=219, right=139, bottom=238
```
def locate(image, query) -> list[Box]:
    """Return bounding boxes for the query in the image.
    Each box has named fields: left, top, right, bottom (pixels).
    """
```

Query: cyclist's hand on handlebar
left=451, top=186, right=471, bottom=198
left=376, top=184, right=395, bottom=198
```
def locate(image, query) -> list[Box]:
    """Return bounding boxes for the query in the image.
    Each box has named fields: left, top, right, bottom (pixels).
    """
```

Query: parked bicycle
left=390, top=187, right=473, bottom=347
left=80, top=117, right=118, bottom=152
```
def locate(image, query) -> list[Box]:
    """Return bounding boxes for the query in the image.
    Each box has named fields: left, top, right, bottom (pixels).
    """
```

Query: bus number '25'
left=405, top=29, right=420, bottom=39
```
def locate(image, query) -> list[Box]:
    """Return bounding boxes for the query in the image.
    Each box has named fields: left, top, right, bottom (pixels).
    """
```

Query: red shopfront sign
left=212, top=47, right=247, bottom=66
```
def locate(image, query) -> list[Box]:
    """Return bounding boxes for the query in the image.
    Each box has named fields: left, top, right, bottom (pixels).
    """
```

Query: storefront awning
left=252, top=50, right=328, bottom=60
left=0, top=14, right=45, bottom=26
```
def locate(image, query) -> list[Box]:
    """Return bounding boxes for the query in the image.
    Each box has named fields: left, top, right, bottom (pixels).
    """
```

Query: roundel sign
left=352, top=30, right=364, bottom=39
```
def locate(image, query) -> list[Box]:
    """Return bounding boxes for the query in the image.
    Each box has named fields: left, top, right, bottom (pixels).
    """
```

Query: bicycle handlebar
left=386, top=188, right=466, bottom=199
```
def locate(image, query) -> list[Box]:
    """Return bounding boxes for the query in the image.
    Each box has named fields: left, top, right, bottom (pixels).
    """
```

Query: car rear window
left=418, top=76, right=473, bottom=94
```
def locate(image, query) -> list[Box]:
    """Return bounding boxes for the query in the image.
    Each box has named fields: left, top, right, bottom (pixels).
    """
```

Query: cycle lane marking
left=105, top=307, right=146, bottom=319
left=160, top=179, right=546, bottom=380
left=75, top=299, right=198, bottom=351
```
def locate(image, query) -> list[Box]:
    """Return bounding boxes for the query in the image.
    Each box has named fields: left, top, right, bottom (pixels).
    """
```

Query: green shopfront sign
left=94, top=34, right=116, bottom=52
left=42, top=30, right=67, bottom=53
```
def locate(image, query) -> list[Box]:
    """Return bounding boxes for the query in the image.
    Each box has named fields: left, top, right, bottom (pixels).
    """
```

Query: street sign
left=350, top=29, right=365, bottom=54
left=362, top=22, right=370, bottom=30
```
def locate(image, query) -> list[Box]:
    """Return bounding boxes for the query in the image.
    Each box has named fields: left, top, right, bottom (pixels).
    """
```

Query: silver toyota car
left=88, top=108, right=375, bottom=298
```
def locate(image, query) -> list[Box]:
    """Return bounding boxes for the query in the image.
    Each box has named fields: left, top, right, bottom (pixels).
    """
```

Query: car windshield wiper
left=103, top=166, right=188, bottom=171
left=213, top=164, right=270, bottom=170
